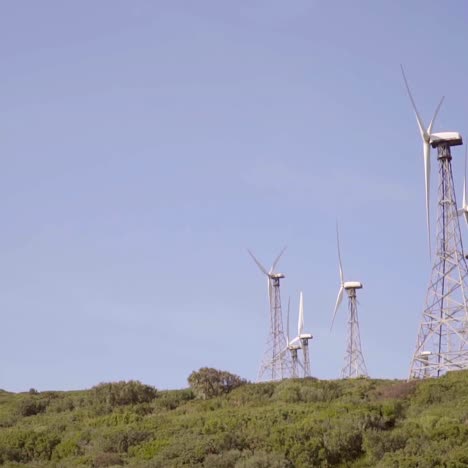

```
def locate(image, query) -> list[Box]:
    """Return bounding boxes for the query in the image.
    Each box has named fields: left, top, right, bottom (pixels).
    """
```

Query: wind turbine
left=285, top=297, right=300, bottom=378
left=248, top=247, right=291, bottom=381
left=331, top=225, right=368, bottom=379
left=402, top=68, right=468, bottom=379
left=401, top=65, right=445, bottom=256
left=288, top=292, right=313, bottom=377
left=458, top=146, right=468, bottom=226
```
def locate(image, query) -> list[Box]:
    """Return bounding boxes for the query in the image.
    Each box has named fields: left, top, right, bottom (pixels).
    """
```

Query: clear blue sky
left=2, top=1, right=468, bottom=391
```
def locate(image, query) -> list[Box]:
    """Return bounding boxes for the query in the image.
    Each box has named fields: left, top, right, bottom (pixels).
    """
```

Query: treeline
left=0, top=369, right=468, bottom=466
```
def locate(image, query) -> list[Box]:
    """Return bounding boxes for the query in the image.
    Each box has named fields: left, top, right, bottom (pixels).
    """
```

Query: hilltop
left=1, top=370, right=468, bottom=467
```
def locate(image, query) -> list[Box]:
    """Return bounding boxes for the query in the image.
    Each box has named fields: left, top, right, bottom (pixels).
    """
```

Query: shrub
left=98, top=428, right=152, bottom=454
left=52, top=436, right=83, bottom=460
left=238, top=450, right=292, bottom=467
left=203, top=449, right=242, bottom=467
left=0, top=429, right=61, bottom=463
left=374, top=380, right=418, bottom=400
left=90, top=381, right=158, bottom=409
left=93, top=451, right=123, bottom=467
left=129, top=438, right=170, bottom=460
left=363, top=428, right=407, bottom=463
left=273, top=381, right=301, bottom=403
left=153, top=388, right=195, bottom=411
left=322, top=420, right=364, bottom=465
left=16, top=398, right=48, bottom=417
left=228, top=382, right=275, bottom=405
left=48, top=396, right=75, bottom=413
left=188, top=368, right=247, bottom=400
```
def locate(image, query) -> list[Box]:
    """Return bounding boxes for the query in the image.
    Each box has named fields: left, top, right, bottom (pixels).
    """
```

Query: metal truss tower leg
left=410, top=144, right=468, bottom=379
left=258, top=278, right=291, bottom=381
left=341, top=288, right=368, bottom=378
left=290, top=348, right=298, bottom=378
left=301, top=340, right=311, bottom=377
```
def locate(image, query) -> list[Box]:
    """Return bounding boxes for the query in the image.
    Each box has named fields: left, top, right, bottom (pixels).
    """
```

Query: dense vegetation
left=1, top=369, right=468, bottom=467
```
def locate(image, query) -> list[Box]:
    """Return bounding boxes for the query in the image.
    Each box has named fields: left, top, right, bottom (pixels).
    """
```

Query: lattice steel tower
left=402, top=67, right=468, bottom=379
left=300, top=336, right=312, bottom=377
left=249, top=248, right=292, bottom=381
left=331, top=226, right=368, bottom=379
left=410, top=140, right=468, bottom=378
left=341, top=285, right=368, bottom=378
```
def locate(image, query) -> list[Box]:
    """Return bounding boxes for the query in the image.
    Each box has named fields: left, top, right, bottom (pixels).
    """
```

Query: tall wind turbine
left=457, top=146, right=468, bottom=226
left=285, top=297, right=301, bottom=378
left=249, top=247, right=291, bottom=381
left=283, top=292, right=313, bottom=378
left=402, top=68, right=468, bottom=379
left=331, top=226, right=368, bottom=379
left=292, top=292, right=313, bottom=377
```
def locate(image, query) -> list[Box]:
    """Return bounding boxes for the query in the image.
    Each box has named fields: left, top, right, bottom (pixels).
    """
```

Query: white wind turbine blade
left=423, top=96, right=444, bottom=255
left=401, top=66, right=444, bottom=257
left=297, top=291, right=304, bottom=336
left=464, top=146, right=468, bottom=226
left=331, top=286, right=344, bottom=331
left=464, top=145, right=467, bottom=209
left=286, top=296, right=291, bottom=346
left=247, top=249, right=269, bottom=276
left=401, top=66, right=428, bottom=140
left=336, top=223, right=344, bottom=285
left=331, top=225, right=345, bottom=331
left=427, top=96, right=444, bottom=135
left=270, top=245, right=287, bottom=273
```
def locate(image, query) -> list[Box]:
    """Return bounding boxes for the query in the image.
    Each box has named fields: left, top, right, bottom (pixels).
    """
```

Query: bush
left=203, top=449, right=242, bottom=467
left=273, top=381, right=301, bottom=403
left=374, top=380, right=418, bottom=400
left=228, top=382, right=275, bottom=405
left=363, top=428, right=407, bottom=463
left=0, top=429, right=61, bottom=463
left=99, top=428, right=152, bottom=454
left=153, top=388, right=195, bottom=411
left=188, top=368, right=247, bottom=400
left=52, top=436, right=83, bottom=460
left=238, top=450, right=292, bottom=468
left=90, top=381, right=158, bottom=409
left=16, top=398, right=48, bottom=417
left=322, top=420, right=364, bottom=465
left=47, top=396, right=76, bottom=413
left=93, top=452, right=123, bottom=467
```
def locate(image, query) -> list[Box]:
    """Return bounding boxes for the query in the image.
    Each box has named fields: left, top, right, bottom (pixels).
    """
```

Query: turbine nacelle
left=299, top=333, right=313, bottom=340
left=248, top=247, right=287, bottom=305
left=270, top=273, right=285, bottom=280
left=430, top=132, right=463, bottom=148
left=344, top=281, right=363, bottom=290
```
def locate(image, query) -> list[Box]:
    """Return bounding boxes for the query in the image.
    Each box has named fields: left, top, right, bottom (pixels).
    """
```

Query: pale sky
left=2, top=1, right=468, bottom=391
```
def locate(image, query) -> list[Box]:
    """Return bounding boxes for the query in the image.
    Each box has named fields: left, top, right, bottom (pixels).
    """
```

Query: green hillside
left=1, top=370, right=468, bottom=467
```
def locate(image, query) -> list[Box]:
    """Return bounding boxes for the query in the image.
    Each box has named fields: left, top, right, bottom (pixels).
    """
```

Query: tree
left=187, top=368, right=246, bottom=399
